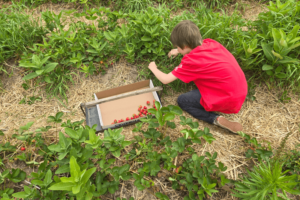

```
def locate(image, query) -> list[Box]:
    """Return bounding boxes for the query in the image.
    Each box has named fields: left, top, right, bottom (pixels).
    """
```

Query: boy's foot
left=214, top=116, right=243, bottom=134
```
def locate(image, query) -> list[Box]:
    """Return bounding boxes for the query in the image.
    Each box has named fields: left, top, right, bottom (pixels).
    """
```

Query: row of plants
left=3, top=0, right=235, bottom=12
left=0, top=102, right=299, bottom=199
left=1, top=0, right=300, bottom=103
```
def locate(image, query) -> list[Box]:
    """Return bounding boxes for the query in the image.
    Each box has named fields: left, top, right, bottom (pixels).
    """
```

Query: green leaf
left=44, top=76, right=52, bottom=83
left=56, top=112, right=63, bottom=120
left=55, top=165, right=70, bottom=174
left=31, top=180, right=44, bottom=186
left=12, top=191, right=28, bottom=198
left=44, top=63, right=58, bottom=73
left=112, top=149, right=121, bottom=157
left=70, top=156, right=80, bottom=182
left=141, top=36, right=152, bottom=41
left=156, top=110, right=163, bottom=126
left=155, top=101, right=161, bottom=110
left=261, top=42, right=275, bottom=62
left=163, top=113, right=175, bottom=121
left=168, top=105, right=183, bottom=115
left=22, top=72, right=39, bottom=80
left=122, top=141, right=131, bottom=147
left=262, top=64, right=273, bottom=71
left=65, top=128, right=79, bottom=139
left=81, top=167, right=97, bottom=184
left=48, top=182, right=75, bottom=191
left=287, top=42, right=300, bottom=51
left=104, top=31, right=113, bottom=41
left=35, top=69, right=44, bottom=75
left=44, top=169, right=53, bottom=186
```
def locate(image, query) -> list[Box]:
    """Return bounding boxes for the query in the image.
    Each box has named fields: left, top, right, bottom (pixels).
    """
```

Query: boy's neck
left=182, top=47, right=192, bottom=56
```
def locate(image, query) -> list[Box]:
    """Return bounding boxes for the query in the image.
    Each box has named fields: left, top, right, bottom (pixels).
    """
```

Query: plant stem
left=56, top=123, right=58, bottom=142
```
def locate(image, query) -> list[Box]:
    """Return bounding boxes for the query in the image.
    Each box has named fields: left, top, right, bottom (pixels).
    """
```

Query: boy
left=148, top=20, right=247, bottom=133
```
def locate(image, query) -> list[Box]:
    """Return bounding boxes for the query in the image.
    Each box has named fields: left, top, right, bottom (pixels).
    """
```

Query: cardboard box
left=93, top=80, right=162, bottom=130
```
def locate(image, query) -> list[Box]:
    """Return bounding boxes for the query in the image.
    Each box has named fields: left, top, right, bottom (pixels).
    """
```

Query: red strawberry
left=175, top=166, right=182, bottom=173
left=114, top=119, right=117, bottom=124
left=131, top=117, right=134, bottom=120
left=21, top=147, right=26, bottom=151
left=144, top=106, right=147, bottom=109
left=146, top=101, right=150, bottom=105
left=139, top=105, right=142, bottom=108
left=138, top=108, right=141, bottom=112
left=118, top=120, right=121, bottom=123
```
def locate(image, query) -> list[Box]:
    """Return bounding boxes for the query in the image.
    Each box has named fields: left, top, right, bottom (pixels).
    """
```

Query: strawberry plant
left=133, top=171, right=154, bottom=191
left=4, top=169, right=26, bottom=184
left=47, top=132, right=72, bottom=160
left=103, top=127, right=132, bottom=157
left=238, top=132, right=273, bottom=162
left=19, top=54, right=58, bottom=81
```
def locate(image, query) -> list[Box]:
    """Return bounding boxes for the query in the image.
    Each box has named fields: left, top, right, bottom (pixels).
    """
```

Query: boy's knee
left=177, top=94, right=185, bottom=107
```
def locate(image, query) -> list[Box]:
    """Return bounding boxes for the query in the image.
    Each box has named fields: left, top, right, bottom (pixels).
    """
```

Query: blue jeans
left=177, top=89, right=219, bottom=124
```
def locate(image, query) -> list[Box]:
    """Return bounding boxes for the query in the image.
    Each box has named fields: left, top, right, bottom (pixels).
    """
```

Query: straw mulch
left=1, top=57, right=299, bottom=199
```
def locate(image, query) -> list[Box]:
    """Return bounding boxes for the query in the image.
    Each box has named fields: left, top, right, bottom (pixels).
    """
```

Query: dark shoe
left=214, top=116, right=243, bottom=134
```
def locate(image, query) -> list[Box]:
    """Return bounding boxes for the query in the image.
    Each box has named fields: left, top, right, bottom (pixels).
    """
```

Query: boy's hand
left=168, top=49, right=179, bottom=58
left=148, top=62, right=157, bottom=71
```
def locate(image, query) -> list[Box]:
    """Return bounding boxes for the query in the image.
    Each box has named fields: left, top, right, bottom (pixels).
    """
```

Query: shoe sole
left=216, top=117, right=243, bottom=133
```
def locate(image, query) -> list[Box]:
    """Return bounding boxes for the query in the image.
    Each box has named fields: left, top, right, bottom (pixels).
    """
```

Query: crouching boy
left=148, top=20, right=248, bottom=133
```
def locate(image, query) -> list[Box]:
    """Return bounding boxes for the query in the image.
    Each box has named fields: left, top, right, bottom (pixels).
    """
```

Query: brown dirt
left=225, top=0, right=268, bottom=20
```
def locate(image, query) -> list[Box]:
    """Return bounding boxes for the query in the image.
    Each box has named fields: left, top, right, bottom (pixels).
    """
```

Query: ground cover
left=0, top=0, right=300, bottom=199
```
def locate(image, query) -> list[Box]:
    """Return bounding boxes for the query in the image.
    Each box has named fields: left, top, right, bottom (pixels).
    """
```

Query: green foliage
left=49, top=156, right=97, bottom=200
left=0, top=5, right=47, bottom=65
left=5, top=168, right=26, bottom=183
left=238, top=132, right=273, bottom=162
left=19, top=95, right=42, bottom=105
left=103, top=127, right=132, bottom=157
left=232, top=160, right=300, bottom=199
left=282, top=144, right=300, bottom=175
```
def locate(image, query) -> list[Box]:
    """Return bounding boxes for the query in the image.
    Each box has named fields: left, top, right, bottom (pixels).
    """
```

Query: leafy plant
left=232, top=160, right=300, bottom=199
left=0, top=5, right=47, bottom=64
left=103, top=127, right=131, bottom=157
left=19, top=95, right=42, bottom=105
left=5, top=169, right=26, bottom=183
left=238, top=132, right=273, bottom=161
left=19, top=54, right=58, bottom=81
left=48, top=156, right=97, bottom=200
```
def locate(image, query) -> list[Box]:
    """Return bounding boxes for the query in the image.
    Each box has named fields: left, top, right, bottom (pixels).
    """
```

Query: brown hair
left=170, top=20, right=203, bottom=49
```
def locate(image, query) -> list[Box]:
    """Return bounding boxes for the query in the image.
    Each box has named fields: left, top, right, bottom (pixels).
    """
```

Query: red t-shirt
left=172, top=39, right=247, bottom=114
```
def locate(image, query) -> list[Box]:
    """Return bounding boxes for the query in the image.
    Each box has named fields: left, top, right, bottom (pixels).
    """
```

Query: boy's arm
left=148, top=62, right=177, bottom=84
